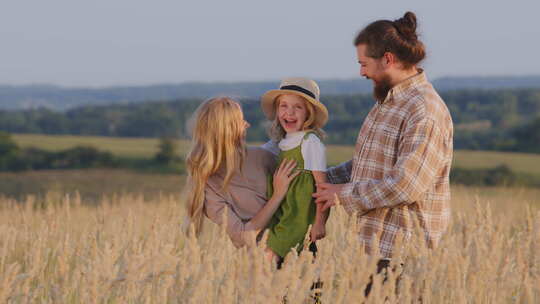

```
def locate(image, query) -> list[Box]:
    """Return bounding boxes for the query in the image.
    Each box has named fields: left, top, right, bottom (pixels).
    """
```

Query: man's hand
left=312, top=183, right=345, bottom=212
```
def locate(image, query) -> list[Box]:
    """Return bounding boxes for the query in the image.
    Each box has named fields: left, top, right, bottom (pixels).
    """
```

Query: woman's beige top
left=204, top=146, right=276, bottom=247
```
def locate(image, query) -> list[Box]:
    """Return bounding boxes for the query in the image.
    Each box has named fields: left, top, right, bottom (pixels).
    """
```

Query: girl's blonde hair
left=184, top=97, right=247, bottom=235
left=268, top=94, right=326, bottom=141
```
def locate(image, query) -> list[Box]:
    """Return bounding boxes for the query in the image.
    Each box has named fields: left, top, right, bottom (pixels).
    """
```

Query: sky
left=1, top=0, right=539, bottom=87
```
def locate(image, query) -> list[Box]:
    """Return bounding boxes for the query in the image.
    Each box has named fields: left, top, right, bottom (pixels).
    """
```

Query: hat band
left=279, top=85, right=316, bottom=99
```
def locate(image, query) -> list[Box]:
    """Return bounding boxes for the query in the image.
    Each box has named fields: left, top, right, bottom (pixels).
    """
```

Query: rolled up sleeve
left=339, top=117, right=447, bottom=214
left=203, top=187, right=248, bottom=248
left=326, top=160, right=353, bottom=184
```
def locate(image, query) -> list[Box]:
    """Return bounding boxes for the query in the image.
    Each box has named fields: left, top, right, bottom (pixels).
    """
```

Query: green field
left=12, top=134, right=180, bottom=159
left=12, top=133, right=540, bottom=175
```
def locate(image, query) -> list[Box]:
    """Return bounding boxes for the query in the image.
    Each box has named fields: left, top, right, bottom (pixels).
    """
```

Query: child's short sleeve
left=301, top=134, right=327, bottom=172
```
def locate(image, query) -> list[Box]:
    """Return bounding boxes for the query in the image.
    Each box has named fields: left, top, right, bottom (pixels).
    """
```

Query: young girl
left=261, top=77, right=330, bottom=260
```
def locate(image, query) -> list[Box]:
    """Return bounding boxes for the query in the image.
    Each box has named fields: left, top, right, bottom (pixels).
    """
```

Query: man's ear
left=382, top=52, right=396, bottom=68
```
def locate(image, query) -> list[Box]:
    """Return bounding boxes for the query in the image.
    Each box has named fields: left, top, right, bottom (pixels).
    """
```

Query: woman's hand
left=272, top=159, right=299, bottom=199
left=244, top=159, right=299, bottom=233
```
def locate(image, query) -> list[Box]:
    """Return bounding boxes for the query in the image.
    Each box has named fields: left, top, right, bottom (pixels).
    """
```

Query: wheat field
left=0, top=186, right=539, bottom=303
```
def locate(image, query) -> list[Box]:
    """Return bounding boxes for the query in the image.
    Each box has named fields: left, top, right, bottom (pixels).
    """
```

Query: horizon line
left=1, top=74, right=540, bottom=90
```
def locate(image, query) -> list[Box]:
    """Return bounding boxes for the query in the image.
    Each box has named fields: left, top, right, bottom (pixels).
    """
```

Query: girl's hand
left=310, top=221, right=326, bottom=241
left=272, top=159, right=299, bottom=199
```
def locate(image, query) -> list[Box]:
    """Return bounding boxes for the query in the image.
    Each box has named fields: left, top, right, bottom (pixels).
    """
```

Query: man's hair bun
left=393, top=11, right=418, bottom=41
left=354, top=11, right=426, bottom=69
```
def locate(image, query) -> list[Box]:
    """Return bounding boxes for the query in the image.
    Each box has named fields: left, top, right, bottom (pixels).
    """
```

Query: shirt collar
left=381, top=69, right=427, bottom=104
left=284, top=130, right=306, bottom=140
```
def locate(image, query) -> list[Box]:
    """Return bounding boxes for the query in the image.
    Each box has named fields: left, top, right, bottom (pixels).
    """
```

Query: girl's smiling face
left=277, top=94, right=308, bottom=134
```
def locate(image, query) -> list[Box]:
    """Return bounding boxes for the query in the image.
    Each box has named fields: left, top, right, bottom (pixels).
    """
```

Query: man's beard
left=372, top=76, right=393, bottom=102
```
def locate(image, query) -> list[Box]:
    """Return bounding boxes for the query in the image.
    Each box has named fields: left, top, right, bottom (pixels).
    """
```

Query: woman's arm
left=204, top=159, right=299, bottom=247
left=244, top=159, right=299, bottom=231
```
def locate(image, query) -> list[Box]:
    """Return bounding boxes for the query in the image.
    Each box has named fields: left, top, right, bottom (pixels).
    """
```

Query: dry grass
left=0, top=187, right=539, bottom=303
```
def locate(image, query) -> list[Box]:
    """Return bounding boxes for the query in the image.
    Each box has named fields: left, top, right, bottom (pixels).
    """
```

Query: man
left=313, top=12, right=453, bottom=266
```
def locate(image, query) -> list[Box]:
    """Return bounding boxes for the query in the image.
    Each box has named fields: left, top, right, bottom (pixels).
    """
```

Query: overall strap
left=295, top=131, right=318, bottom=174
left=301, top=130, right=319, bottom=144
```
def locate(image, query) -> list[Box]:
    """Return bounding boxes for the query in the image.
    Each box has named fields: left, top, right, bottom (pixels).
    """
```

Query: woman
left=184, top=97, right=299, bottom=247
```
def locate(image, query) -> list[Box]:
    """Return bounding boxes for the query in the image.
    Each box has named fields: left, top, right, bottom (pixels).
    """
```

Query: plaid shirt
left=327, top=71, right=453, bottom=258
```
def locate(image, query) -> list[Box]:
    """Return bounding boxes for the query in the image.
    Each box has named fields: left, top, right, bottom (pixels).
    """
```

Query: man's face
left=356, top=44, right=393, bottom=102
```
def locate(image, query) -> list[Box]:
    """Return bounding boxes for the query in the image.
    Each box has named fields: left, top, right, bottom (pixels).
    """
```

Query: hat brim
left=261, top=89, right=328, bottom=128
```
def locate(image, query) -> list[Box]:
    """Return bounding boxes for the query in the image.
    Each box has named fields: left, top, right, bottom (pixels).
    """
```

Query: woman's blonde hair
left=184, top=97, right=247, bottom=235
left=268, top=94, right=326, bottom=141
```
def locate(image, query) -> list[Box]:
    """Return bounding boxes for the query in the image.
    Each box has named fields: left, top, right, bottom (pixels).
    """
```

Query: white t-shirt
left=261, top=131, right=327, bottom=172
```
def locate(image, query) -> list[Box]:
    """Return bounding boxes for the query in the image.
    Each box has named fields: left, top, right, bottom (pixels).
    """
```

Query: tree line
left=1, top=130, right=539, bottom=187
left=0, top=88, right=539, bottom=153
left=2, top=76, right=540, bottom=110
left=0, top=132, right=182, bottom=173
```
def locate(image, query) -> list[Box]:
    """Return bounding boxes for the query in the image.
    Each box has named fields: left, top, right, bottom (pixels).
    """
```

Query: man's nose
left=360, top=68, right=367, bottom=77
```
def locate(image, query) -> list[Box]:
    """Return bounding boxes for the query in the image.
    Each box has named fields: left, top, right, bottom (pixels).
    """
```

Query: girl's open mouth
left=282, top=118, right=298, bottom=129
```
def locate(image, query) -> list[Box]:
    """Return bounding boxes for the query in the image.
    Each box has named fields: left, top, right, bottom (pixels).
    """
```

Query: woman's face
left=239, top=110, right=250, bottom=139
left=277, top=94, right=307, bottom=134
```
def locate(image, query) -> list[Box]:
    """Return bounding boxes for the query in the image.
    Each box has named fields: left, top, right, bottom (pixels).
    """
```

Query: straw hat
left=261, top=77, right=328, bottom=128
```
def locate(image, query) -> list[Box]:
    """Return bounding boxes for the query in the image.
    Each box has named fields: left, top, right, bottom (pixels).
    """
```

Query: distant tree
left=0, top=131, right=20, bottom=170
left=485, top=165, right=517, bottom=186
left=52, top=146, right=116, bottom=169
left=511, top=118, right=540, bottom=153
left=1, top=88, right=539, bottom=152
left=450, top=165, right=519, bottom=186
left=154, top=137, right=180, bottom=164
left=0, top=131, right=18, bottom=155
